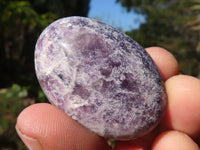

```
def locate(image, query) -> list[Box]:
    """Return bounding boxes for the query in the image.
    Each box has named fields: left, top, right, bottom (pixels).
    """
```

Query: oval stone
left=35, top=16, right=167, bottom=140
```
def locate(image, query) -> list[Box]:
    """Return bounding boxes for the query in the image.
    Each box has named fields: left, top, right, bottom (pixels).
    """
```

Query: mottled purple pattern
left=35, top=16, right=167, bottom=140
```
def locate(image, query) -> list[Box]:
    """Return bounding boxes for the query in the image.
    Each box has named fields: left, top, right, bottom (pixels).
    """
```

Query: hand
left=16, top=47, right=200, bottom=150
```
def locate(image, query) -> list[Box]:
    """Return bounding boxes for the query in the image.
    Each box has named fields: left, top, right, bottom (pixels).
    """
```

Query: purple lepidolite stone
left=35, top=16, right=167, bottom=140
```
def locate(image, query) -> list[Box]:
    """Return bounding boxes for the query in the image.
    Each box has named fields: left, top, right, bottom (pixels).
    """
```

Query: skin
left=16, top=47, right=200, bottom=150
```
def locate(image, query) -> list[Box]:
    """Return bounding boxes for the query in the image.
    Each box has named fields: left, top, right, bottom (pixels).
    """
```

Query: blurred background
left=0, top=0, right=199, bottom=149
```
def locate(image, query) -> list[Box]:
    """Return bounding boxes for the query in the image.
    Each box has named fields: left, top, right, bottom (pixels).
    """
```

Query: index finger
left=145, top=47, right=179, bottom=81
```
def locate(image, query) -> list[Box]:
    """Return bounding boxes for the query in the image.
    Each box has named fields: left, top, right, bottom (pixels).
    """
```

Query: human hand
left=16, top=47, right=200, bottom=150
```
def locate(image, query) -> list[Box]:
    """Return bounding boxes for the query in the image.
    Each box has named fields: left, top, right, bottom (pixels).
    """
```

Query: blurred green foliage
left=0, top=0, right=57, bottom=94
left=117, top=0, right=200, bottom=78
left=0, top=84, right=29, bottom=150
left=0, top=0, right=90, bottom=90
left=187, top=0, right=200, bottom=31
left=1, top=1, right=56, bottom=29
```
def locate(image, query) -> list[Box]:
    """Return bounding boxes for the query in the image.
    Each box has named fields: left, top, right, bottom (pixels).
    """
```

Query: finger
left=16, top=103, right=109, bottom=150
left=163, top=75, right=200, bottom=138
left=152, top=130, right=199, bottom=150
left=114, top=47, right=180, bottom=149
left=145, top=47, right=179, bottom=81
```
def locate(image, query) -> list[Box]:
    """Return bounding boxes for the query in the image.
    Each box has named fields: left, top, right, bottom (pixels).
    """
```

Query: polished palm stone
left=35, top=16, right=167, bottom=140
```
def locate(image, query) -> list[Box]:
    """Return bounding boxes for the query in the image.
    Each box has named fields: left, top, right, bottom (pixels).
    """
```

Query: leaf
left=186, top=18, right=200, bottom=26
left=190, top=5, right=200, bottom=10
left=189, top=0, right=200, bottom=3
left=191, top=25, right=200, bottom=30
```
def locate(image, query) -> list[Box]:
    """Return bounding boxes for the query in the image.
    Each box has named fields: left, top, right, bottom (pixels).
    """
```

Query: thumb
left=16, top=103, right=109, bottom=150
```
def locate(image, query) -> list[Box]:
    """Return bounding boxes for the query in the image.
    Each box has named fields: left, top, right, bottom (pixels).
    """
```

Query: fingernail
left=16, top=125, right=43, bottom=150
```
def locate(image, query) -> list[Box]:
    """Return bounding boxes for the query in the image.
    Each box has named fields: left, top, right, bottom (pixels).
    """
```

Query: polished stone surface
left=35, top=17, right=167, bottom=140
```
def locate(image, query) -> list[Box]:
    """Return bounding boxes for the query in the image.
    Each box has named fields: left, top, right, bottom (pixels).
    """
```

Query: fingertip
left=152, top=130, right=199, bottom=150
left=16, top=103, right=52, bottom=139
left=164, top=75, right=200, bottom=138
left=145, top=47, right=179, bottom=81
left=16, top=103, right=109, bottom=150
